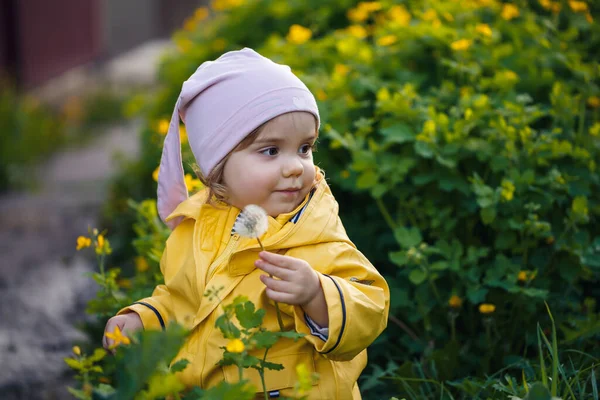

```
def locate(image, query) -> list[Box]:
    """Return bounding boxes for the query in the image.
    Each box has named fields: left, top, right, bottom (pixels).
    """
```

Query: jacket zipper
left=206, top=233, right=240, bottom=281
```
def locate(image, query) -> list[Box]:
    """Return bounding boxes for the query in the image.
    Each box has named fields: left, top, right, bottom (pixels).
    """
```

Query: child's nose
left=282, top=156, right=304, bottom=177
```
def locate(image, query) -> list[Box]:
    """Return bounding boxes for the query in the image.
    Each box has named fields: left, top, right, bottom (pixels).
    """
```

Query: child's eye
left=260, top=147, right=278, bottom=156
left=299, top=144, right=314, bottom=154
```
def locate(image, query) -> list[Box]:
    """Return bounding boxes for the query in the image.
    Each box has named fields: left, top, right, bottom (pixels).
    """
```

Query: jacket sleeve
left=287, top=241, right=390, bottom=361
left=117, top=219, right=200, bottom=330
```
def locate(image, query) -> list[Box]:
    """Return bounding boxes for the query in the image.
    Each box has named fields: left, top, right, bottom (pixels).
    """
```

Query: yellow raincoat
left=119, top=174, right=390, bottom=398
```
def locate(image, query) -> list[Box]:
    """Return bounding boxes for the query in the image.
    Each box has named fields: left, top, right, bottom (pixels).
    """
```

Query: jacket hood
left=164, top=171, right=351, bottom=252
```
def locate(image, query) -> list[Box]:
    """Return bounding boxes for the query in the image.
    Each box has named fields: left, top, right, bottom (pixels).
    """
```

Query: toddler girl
left=103, top=48, right=389, bottom=399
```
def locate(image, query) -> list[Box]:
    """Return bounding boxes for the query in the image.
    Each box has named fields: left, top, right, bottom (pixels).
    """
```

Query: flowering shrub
left=97, top=0, right=600, bottom=398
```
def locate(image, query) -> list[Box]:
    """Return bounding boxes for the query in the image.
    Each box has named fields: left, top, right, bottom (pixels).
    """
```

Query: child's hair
left=192, top=113, right=321, bottom=206
left=192, top=123, right=263, bottom=205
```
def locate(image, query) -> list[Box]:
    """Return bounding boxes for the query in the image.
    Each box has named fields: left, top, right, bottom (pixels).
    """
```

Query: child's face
left=222, top=112, right=317, bottom=217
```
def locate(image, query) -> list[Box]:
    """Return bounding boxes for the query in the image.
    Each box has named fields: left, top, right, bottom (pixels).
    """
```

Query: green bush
left=99, top=0, right=600, bottom=397
left=258, top=0, right=600, bottom=385
left=0, top=84, right=67, bottom=191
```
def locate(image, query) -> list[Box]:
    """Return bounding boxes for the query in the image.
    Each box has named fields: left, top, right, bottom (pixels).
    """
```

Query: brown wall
left=17, top=0, right=102, bottom=87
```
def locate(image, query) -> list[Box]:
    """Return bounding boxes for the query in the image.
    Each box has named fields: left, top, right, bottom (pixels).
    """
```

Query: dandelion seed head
left=233, top=204, right=268, bottom=238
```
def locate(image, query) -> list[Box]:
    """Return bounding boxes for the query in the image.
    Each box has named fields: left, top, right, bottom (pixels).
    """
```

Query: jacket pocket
left=222, top=352, right=317, bottom=394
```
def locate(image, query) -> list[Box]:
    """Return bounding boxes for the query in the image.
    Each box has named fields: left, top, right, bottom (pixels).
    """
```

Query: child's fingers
left=260, top=274, right=293, bottom=293
left=258, top=251, right=298, bottom=270
left=264, top=287, right=296, bottom=304
left=255, top=259, right=292, bottom=280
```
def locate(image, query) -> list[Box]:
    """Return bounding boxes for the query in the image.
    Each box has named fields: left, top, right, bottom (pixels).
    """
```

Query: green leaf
left=371, top=184, right=387, bottom=198
left=389, top=251, right=408, bottom=267
left=64, top=357, right=82, bottom=370
left=275, top=330, right=305, bottom=341
left=234, top=301, right=265, bottom=330
left=216, top=314, right=241, bottom=339
left=356, top=170, right=377, bottom=189
left=261, top=361, right=284, bottom=371
left=525, top=383, right=552, bottom=400
left=170, top=359, right=190, bottom=373
left=88, top=348, right=107, bottom=363
left=143, top=373, right=186, bottom=399
left=430, top=261, right=448, bottom=271
left=394, top=227, right=422, bottom=248
left=414, top=141, right=434, bottom=158
left=409, top=269, right=427, bottom=285
left=380, top=123, right=415, bottom=144
left=192, top=380, right=256, bottom=400
left=466, top=287, right=488, bottom=304
left=67, top=387, right=89, bottom=400
left=480, top=207, right=496, bottom=225
left=93, top=384, right=116, bottom=398
left=252, top=331, right=279, bottom=349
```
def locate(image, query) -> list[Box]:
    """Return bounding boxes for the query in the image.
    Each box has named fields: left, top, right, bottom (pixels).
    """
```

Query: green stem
left=450, top=313, right=457, bottom=342
left=257, top=238, right=285, bottom=331
left=375, top=197, right=397, bottom=231
left=259, top=347, right=271, bottom=400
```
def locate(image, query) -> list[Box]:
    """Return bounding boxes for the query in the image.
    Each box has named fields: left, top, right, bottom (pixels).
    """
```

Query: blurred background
left=1, top=0, right=599, bottom=399
left=0, top=1, right=205, bottom=398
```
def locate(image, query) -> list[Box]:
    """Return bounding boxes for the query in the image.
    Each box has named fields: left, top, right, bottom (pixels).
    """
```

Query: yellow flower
left=135, top=256, right=149, bottom=273
left=590, top=122, right=600, bottom=137
left=518, top=270, right=528, bottom=282
left=347, top=7, right=369, bottom=22
left=377, top=87, right=391, bottom=102
left=448, top=295, right=463, bottom=308
left=105, top=326, right=131, bottom=349
left=585, top=12, right=593, bottom=23
left=185, top=174, right=204, bottom=192
left=76, top=236, right=92, bottom=251
left=97, top=234, right=105, bottom=251
left=340, top=170, right=351, bottom=179
left=572, top=196, right=589, bottom=217
left=316, top=89, right=328, bottom=101
left=287, top=24, right=312, bottom=44
left=72, top=346, right=81, bottom=356
left=117, top=278, right=132, bottom=289
left=183, top=17, right=197, bottom=32
left=501, top=179, right=515, bottom=202
left=501, top=4, right=520, bottom=20
left=226, top=338, right=245, bottom=353
left=334, top=64, right=350, bottom=77
left=476, top=23, right=493, bottom=37
left=569, top=1, right=588, bottom=12
left=347, top=25, right=368, bottom=39
left=504, top=70, right=518, bottom=82
left=588, top=96, right=600, bottom=108
left=152, top=166, right=160, bottom=182
left=359, top=1, right=382, bottom=12
left=212, top=0, right=243, bottom=11
left=451, top=39, right=472, bottom=51
left=179, top=124, right=188, bottom=144
left=465, top=108, right=473, bottom=120
left=194, top=7, right=210, bottom=21
left=388, top=5, right=411, bottom=26
left=479, top=303, right=496, bottom=314
left=422, top=9, right=438, bottom=21
left=377, top=35, right=397, bottom=46
left=539, top=0, right=552, bottom=9
left=157, top=119, right=170, bottom=135
left=213, top=38, right=227, bottom=51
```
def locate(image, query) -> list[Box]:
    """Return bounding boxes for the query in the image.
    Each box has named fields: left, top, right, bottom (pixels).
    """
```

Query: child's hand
left=102, top=312, right=143, bottom=351
left=255, top=251, right=320, bottom=306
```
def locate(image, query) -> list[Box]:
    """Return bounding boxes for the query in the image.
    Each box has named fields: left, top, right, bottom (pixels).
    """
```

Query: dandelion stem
left=257, top=238, right=285, bottom=331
